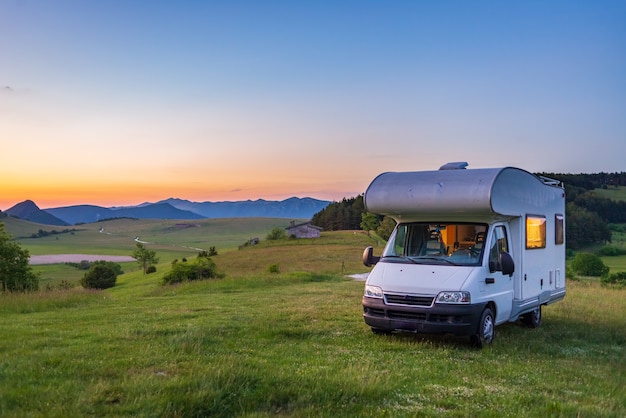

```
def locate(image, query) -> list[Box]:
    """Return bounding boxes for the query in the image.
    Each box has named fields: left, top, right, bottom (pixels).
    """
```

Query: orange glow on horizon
left=0, top=179, right=365, bottom=210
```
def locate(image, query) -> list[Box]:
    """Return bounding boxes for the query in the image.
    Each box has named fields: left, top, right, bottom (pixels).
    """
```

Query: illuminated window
left=555, top=214, right=564, bottom=245
left=526, top=215, right=546, bottom=249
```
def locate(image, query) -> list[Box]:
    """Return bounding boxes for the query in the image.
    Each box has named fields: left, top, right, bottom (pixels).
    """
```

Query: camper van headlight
left=364, top=285, right=384, bottom=299
left=436, top=291, right=471, bottom=304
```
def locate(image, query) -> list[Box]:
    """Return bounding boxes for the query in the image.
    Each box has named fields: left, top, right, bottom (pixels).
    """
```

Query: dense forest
left=312, top=171, right=626, bottom=250
left=311, top=196, right=365, bottom=232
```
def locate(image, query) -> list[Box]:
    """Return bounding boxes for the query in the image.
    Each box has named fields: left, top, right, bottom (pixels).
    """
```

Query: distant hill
left=45, top=202, right=204, bottom=225
left=159, top=197, right=330, bottom=218
left=5, top=200, right=68, bottom=226
left=44, top=204, right=120, bottom=225
left=37, top=197, right=330, bottom=225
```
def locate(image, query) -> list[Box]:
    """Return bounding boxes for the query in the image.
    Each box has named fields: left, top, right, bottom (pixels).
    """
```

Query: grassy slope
left=4, top=217, right=309, bottom=287
left=0, top=221, right=625, bottom=416
left=593, top=185, right=626, bottom=202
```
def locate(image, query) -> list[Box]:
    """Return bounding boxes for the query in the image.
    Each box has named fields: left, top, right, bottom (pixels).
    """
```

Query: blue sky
left=1, top=0, right=625, bottom=208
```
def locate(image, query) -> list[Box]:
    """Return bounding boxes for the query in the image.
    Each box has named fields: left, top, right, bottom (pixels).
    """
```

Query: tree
left=360, top=212, right=378, bottom=236
left=0, top=222, right=39, bottom=292
left=80, top=264, right=117, bottom=289
left=311, top=195, right=366, bottom=231
left=376, top=216, right=397, bottom=241
left=565, top=203, right=611, bottom=249
left=132, top=242, right=159, bottom=274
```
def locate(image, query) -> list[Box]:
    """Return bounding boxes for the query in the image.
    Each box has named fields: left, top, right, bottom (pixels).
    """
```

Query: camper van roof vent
left=439, top=162, right=468, bottom=170
left=538, top=175, right=564, bottom=187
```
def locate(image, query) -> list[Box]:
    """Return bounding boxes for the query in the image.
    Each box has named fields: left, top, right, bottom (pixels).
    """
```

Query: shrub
left=266, top=227, right=287, bottom=241
left=66, top=260, right=92, bottom=270
left=146, top=265, right=157, bottom=274
left=162, top=255, right=223, bottom=285
left=80, top=264, right=117, bottom=289
left=565, top=265, right=579, bottom=281
left=570, top=252, right=610, bottom=277
left=601, top=271, right=626, bottom=287
left=267, top=263, right=280, bottom=274
left=91, top=260, right=124, bottom=276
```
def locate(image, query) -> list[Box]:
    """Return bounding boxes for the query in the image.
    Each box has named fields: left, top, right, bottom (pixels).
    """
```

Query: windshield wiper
left=381, top=255, right=419, bottom=264
left=408, top=256, right=458, bottom=266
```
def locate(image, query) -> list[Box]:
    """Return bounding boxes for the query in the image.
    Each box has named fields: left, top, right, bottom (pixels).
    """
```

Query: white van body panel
left=368, top=263, right=474, bottom=296
left=365, top=166, right=564, bottom=222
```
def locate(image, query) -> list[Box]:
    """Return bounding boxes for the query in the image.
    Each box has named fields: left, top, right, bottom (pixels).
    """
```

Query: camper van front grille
left=385, top=293, right=434, bottom=307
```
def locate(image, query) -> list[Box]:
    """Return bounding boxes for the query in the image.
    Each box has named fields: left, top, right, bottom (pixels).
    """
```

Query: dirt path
left=29, top=254, right=136, bottom=265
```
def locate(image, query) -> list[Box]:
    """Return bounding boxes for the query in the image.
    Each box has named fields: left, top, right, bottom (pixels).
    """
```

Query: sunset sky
left=1, top=1, right=625, bottom=210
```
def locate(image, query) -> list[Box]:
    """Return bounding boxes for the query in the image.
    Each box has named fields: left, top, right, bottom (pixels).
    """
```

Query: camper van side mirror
left=489, top=252, right=515, bottom=276
left=500, top=252, right=515, bottom=276
left=362, top=246, right=380, bottom=267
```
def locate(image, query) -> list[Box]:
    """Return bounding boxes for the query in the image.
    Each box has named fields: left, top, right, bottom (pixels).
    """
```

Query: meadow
left=0, top=217, right=625, bottom=417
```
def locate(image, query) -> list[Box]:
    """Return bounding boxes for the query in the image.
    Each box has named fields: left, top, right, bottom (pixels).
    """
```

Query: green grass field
left=594, top=185, right=626, bottom=202
left=1, top=218, right=625, bottom=416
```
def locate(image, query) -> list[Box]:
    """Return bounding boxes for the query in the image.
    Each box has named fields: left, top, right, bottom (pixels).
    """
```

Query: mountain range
left=3, top=197, right=331, bottom=226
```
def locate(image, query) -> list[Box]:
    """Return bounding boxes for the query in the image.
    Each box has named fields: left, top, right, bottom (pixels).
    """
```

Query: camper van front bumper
left=362, top=297, right=484, bottom=336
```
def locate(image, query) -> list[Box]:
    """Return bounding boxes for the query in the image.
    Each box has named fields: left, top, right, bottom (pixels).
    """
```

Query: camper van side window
left=489, top=226, right=509, bottom=270
left=555, top=214, right=564, bottom=245
left=526, top=215, right=546, bottom=249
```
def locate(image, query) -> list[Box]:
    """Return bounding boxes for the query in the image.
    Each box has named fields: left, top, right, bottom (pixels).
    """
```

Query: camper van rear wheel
left=471, top=307, right=495, bottom=348
left=522, top=306, right=542, bottom=328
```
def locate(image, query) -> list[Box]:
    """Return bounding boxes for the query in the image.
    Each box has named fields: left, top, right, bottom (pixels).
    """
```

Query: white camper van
left=361, top=162, right=566, bottom=347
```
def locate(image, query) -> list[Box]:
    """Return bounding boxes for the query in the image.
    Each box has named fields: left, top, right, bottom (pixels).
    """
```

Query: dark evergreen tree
left=311, top=195, right=366, bottom=231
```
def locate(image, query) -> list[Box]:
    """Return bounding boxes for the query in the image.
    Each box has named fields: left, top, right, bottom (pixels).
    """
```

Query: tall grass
left=1, top=277, right=624, bottom=417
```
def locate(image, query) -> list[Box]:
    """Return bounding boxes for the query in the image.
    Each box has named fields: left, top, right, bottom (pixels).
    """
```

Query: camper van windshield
left=382, top=222, right=488, bottom=266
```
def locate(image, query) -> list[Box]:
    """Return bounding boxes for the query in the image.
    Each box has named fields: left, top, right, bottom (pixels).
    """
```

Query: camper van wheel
left=471, top=307, right=495, bottom=348
left=371, top=327, right=391, bottom=335
left=522, top=306, right=542, bottom=328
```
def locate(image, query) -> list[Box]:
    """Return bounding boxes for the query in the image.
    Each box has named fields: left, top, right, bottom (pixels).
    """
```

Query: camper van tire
left=522, top=306, right=542, bottom=328
left=471, top=307, right=495, bottom=348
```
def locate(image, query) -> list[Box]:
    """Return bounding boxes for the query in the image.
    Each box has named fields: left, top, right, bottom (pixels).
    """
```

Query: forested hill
left=539, top=171, right=626, bottom=191
left=311, top=172, right=626, bottom=250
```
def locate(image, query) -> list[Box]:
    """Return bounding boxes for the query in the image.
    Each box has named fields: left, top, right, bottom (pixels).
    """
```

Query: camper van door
left=484, top=223, right=514, bottom=323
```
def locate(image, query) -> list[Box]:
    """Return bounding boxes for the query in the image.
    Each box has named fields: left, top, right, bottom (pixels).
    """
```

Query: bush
left=91, top=260, right=124, bottom=276
left=570, top=252, right=610, bottom=277
left=266, top=227, right=287, bottom=241
left=267, top=263, right=280, bottom=274
left=162, top=254, right=223, bottom=285
left=601, top=271, right=626, bottom=287
left=565, top=265, right=579, bottom=281
left=80, top=264, right=117, bottom=289
left=45, top=280, right=75, bottom=291
left=146, top=265, right=157, bottom=274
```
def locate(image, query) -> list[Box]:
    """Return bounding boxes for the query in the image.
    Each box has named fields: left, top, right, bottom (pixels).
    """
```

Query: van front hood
left=366, top=262, right=474, bottom=295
